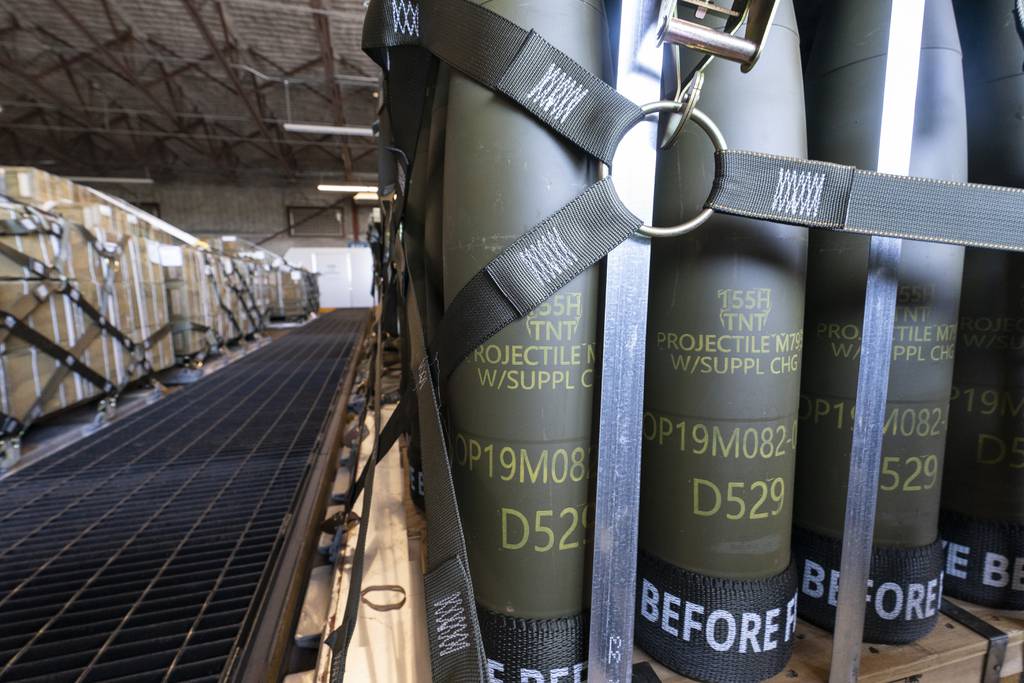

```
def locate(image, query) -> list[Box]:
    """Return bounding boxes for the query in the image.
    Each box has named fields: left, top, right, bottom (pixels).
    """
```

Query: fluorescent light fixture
left=283, top=122, right=376, bottom=137
left=352, top=191, right=379, bottom=203
left=68, top=176, right=155, bottom=185
left=317, top=183, right=377, bottom=193
left=222, top=235, right=237, bottom=242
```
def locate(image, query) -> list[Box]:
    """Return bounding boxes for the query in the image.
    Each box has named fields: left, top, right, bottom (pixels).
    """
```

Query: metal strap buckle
left=658, top=0, right=779, bottom=149
left=659, top=0, right=779, bottom=69
left=607, top=100, right=727, bottom=238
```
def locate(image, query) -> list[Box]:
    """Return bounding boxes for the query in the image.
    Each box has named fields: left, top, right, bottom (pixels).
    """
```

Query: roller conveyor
left=0, top=310, right=366, bottom=683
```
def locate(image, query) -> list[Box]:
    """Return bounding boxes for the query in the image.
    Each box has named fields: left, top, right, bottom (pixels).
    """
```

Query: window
left=287, top=205, right=345, bottom=237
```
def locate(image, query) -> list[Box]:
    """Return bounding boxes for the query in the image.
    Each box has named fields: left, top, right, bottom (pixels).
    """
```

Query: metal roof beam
left=309, top=0, right=353, bottom=176
left=180, top=0, right=295, bottom=172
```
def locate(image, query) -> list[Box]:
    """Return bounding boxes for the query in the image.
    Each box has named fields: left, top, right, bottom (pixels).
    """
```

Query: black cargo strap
left=363, top=0, right=642, bottom=166
left=431, top=177, right=641, bottom=382
left=939, top=597, right=1009, bottom=683
left=367, top=2, right=1024, bottom=258
left=205, top=254, right=244, bottom=338
left=327, top=278, right=488, bottom=681
left=226, top=263, right=262, bottom=333
left=59, top=281, right=141, bottom=358
left=348, top=396, right=410, bottom=504
left=409, top=289, right=489, bottom=681
left=708, top=150, right=1024, bottom=252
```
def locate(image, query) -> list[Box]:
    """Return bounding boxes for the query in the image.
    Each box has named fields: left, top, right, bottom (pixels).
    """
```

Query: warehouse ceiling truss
left=0, top=0, right=379, bottom=182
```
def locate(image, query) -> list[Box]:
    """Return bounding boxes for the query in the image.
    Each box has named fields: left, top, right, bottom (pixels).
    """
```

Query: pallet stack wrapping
left=201, top=246, right=260, bottom=343
left=0, top=167, right=317, bottom=438
left=271, top=264, right=315, bottom=319
left=163, top=245, right=218, bottom=358
left=203, top=235, right=315, bottom=324
left=0, top=167, right=174, bottom=433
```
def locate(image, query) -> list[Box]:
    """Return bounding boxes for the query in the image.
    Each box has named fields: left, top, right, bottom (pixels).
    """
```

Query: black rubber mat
left=0, top=310, right=365, bottom=682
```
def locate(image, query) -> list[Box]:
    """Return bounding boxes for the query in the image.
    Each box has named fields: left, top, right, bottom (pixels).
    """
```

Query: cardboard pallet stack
left=0, top=167, right=318, bottom=447
left=0, top=167, right=176, bottom=441
left=272, top=265, right=316, bottom=319
left=164, top=245, right=219, bottom=358
left=204, top=235, right=316, bottom=322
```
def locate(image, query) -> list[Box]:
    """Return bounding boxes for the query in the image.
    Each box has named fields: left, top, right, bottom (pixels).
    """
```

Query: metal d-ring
left=613, top=101, right=726, bottom=238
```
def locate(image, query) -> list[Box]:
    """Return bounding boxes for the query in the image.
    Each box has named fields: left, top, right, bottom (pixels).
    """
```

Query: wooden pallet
left=322, top=407, right=1024, bottom=682
left=635, top=601, right=1023, bottom=682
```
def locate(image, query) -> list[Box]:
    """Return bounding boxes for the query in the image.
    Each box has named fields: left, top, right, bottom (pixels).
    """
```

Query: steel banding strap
left=431, top=177, right=641, bottom=382
left=708, top=150, right=1024, bottom=252
left=362, top=0, right=642, bottom=165
left=939, top=598, right=1010, bottom=683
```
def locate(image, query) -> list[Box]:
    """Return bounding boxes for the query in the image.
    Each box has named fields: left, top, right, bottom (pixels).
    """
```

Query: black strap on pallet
left=363, top=0, right=640, bottom=166
left=406, top=277, right=489, bottom=680
left=204, top=252, right=245, bottom=339
left=707, top=149, right=1024, bottom=252
left=0, top=309, right=112, bottom=393
left=327, top=325, right=382, bottom=682
left=939, top=598, right=1009, bottom=683
left=348, top=396, right=410, bottom=504
left=326, top=276, right=488, bottom=681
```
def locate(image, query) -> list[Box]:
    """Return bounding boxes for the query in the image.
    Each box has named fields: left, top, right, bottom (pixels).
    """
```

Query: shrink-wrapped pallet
left=163, top=245, right=218, bottom=359
left=271, top=266, right=312, bottom=319
left=0, top=168, right=181, bottom=441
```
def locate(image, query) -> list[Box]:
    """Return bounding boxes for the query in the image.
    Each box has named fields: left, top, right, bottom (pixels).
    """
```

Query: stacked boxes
left=0, top=177, right=158, bottom=428
left=271, top=265, right=316, bottom=319
left=203, top=235, right=315, bottom=325
left=163, top=245, right=218, bottom=358
left=0, top=166, right=317, bottom=438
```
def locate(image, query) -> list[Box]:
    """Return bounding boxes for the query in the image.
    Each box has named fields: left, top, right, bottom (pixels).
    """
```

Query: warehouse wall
left=100, top=181, right=374, bottom=254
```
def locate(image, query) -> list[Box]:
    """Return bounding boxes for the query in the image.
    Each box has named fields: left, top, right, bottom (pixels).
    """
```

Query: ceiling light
left=318, top=184, right=377, bottom=193
left=68, top=176, right=155, bottom=185
left=283, top=122, right=376, bottom=137
left=353, top=192, right=379, bottom=203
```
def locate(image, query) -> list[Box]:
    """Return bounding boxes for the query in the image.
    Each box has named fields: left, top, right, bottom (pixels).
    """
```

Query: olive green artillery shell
left=794, top=0, right=967, bottom=548
left=442, top=0, right=605, bottom=618
left=639, top=0, right=807, bottom=581
left=941, top=1, right=1024, bottom=525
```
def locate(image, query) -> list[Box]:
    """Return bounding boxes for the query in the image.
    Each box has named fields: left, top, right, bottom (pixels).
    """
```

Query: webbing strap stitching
left=364, top=0, right=642, bottom=165
left=709, top=149, right=1024, bottom=253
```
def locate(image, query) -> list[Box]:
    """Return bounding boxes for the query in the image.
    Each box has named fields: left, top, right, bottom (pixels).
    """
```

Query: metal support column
left=587, top=1, right=667, bottom=681
left=829, top=2, right=927, bottom=680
